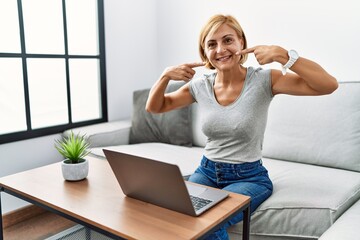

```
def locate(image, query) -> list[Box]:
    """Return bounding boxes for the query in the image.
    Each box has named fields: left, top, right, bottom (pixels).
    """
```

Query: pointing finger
left=185, top=62, right=206, bottom=68
left=237, top=47, right=256, bottom=55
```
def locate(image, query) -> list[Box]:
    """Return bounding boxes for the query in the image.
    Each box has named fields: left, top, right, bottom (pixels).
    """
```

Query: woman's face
left=204, top=23, right=243, bottom=71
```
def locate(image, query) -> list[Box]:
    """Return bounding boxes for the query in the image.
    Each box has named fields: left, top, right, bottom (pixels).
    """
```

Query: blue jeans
left=188, top=156, right=273, bottom=240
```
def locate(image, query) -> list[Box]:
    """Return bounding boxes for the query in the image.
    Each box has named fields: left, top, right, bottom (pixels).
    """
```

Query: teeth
left=218, top=56, right=231, bottom=61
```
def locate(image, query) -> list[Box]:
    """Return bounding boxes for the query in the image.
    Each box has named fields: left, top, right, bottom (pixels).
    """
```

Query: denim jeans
left=188, top=156, right=273, bottom=240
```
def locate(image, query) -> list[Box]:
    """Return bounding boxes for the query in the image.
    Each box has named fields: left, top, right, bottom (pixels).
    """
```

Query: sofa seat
left=319, top=199, right=360, bottom=240
left=91, top=142, right=204, bottom=177
left=228, top=158, right=360, bottom=239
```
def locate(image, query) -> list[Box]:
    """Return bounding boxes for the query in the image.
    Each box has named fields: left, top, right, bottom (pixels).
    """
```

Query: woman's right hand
left=146, top=62, right=204, bottom=113
left=161, top=62, right=205, bottom=82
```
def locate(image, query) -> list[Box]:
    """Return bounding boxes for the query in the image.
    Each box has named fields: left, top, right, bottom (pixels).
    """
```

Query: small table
left=0, top=157, right=250, bottom=240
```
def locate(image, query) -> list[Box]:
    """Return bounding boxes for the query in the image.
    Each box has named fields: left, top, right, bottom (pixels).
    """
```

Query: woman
left=146, top=14, right=338, bottom=240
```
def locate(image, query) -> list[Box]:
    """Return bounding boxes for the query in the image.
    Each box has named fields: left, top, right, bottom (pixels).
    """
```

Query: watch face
left=289, top=50, right=299, bottom=59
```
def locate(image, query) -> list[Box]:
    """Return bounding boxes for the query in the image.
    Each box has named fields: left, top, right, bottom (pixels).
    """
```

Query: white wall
left=1, top=0, right=359, bottom=214
left=157, top=0, right=360, bottom=82
left=105, top=0, right=158, bottom=121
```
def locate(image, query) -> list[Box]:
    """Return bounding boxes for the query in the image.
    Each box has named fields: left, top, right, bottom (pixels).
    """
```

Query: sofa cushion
left=228, top=158, right=360, bottom=239
left=319, top=199, right=360, bottom=240
left=91, top=143, right=204, bottom=177
left=262, top=82, right=360, bottom=172
left=129, top=82, right=193, bottom=147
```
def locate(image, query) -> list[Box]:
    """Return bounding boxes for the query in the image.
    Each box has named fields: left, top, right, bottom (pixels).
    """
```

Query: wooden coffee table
left=0, top=157, right=250, bottom=240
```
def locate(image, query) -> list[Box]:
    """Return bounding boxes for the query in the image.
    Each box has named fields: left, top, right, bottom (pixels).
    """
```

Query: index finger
left=185, top=62, right=205, bottom=68
left=239, top=47, right=256, bottom=54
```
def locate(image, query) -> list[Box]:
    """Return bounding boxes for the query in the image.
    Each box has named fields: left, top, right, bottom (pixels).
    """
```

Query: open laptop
left=103, top=149, right=229, bottom=216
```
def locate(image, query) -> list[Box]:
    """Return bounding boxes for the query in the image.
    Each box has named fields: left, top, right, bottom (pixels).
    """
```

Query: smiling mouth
left=216, top=55, right=232, bottom=62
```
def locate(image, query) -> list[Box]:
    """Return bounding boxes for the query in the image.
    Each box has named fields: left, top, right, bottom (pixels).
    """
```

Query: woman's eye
left=207, top=42, right=216, bottom=49
left=225, top=38, right=233, bottom=44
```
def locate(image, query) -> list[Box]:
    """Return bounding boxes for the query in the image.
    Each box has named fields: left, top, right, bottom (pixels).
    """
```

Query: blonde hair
left=199, top=14, right=248, bottom=69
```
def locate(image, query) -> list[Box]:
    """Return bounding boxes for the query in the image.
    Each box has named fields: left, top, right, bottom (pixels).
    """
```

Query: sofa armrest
left=63, top=119, right=132, bottom=148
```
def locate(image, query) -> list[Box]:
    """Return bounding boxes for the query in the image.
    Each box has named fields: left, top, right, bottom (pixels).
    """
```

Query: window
left=0, top=0, right=107, bottom=144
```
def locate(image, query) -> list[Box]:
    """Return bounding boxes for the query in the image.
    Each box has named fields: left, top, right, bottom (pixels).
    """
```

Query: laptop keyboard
left=190, top=195, right=213, bottom=211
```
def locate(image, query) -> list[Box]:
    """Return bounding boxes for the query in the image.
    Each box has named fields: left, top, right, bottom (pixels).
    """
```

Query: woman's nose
left=216, top=45, right=226, bottom=53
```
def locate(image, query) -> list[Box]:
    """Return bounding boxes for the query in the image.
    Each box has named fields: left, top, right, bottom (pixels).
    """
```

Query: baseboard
left=2, top=204, right=46, bottom=228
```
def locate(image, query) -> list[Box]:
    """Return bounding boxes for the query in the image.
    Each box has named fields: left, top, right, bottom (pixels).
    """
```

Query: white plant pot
left=61, top=159, right=89, bottom=181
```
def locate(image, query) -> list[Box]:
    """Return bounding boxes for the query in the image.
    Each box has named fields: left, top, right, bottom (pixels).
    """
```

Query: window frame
left=0, top=0, right=107, bottom=144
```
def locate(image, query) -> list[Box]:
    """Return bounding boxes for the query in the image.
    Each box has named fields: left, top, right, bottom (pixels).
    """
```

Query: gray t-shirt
left=189, top=67, right=273, bottom=163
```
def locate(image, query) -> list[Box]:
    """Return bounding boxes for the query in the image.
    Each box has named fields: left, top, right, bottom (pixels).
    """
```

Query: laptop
left=103, top=149, right=229, bottom=216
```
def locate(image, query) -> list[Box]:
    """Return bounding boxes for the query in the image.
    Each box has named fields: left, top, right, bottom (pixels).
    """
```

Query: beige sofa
left=65, top=81, right=360, bottom=239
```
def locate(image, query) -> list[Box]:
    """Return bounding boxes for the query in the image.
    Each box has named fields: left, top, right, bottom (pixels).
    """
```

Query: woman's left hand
left=237, top=45, right=288, bottom=65
left=238, top=45, right=338, bottom=96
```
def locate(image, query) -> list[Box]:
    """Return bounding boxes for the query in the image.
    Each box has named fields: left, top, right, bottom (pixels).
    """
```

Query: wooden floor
left=3, top=211, right=77, bottom=240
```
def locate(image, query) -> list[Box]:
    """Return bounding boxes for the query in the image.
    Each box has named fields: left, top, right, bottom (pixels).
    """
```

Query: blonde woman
left=146, top=14, right=337, bottom=240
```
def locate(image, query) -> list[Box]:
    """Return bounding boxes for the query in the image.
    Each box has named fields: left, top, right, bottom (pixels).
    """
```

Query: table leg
left=242, top=205, right=250, bottom=240
left=0, top=191, right=4, bottom=240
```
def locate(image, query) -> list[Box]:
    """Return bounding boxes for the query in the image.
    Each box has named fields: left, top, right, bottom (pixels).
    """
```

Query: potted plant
left=55, top=131, right=90, bottom=181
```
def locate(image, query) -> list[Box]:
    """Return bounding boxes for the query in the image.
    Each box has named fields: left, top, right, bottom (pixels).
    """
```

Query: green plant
left=55, top=131, right=91, bottom=164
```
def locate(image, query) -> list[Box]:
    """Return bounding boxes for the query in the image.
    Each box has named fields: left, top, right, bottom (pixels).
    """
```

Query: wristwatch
left=282, top=49, right=299, bottom=75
